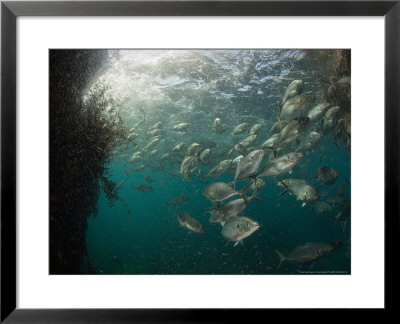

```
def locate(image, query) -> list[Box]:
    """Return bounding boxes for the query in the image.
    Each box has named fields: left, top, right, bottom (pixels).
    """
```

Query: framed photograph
left=1, top=0, right=397, bottom=321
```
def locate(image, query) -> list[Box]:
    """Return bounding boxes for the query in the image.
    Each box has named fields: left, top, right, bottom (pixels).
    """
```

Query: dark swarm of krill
left=50, top=50, right=129, bottom=274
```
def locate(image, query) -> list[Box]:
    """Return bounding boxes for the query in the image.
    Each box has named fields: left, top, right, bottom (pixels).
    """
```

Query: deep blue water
left=85, top=50, right=350, bottom=274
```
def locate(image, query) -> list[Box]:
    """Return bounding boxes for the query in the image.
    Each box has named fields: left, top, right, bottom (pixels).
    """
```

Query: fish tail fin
left=234, top=240, right=243, bottom=247
left=329, top=214, right=339, bottom=226
left=239, top=191, right=249, bottom=205
left=246, top=179, right=263, bottom=202
left=250, top=188, right=263, bottom=202
left=198, top=170, right=206, bottom=182
left=262, top=145, right=276, bottom=154
left=279, top=180, right=291, bottom=194
left=274, top=250, right=285, bottom=270
left=342, top=220, right=347, bottom=232
left=239, top=180, right=255, bottom=204
left=277, top=112, right=283, bottom=129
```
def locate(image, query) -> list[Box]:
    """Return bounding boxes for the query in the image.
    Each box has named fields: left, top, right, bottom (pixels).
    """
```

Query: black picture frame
left=1, top=0, right=398, bottom=322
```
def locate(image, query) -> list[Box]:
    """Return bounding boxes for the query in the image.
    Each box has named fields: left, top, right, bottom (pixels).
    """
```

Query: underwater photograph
left=49, top=49, right=351, bottom=275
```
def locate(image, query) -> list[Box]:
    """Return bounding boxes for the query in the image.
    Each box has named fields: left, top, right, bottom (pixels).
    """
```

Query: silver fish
left=127, top=132, right=139, bottom=141
left=330, top=199, right=350, bottom=231
left=180, top=155, right=198, bottom=178
left=199, top=148, right=211, bottom=164
left=213, top=118, right=226, bottom=134
left=206, top=159, right=232, bottom=178
left=278, top=179, right=319, bottom=206
left=274, top=118, right=310, bottom=149
left=172, top=122, right=190, bottom=132
left=177, top=213, right=205, bottom=233
left=245, top=177, right=266, bottom=194
left=238, top=135, right=257, bottom=148
left=143, top=136, right=162, bottom=152
left=261, top=134, right=279, bottom=149
left=307, top=103, right=330, bottom=124
left=258, top=152, right=304, bottom=177
left=134, top=165, right=146, bottom=172
left=160, top=152, right=171, bottom=161
left=295, top=130, right=323, bottom=153
left=311, top=201, right=332, bottom=213
left=232, top=155, right=244, bottom=165
left=167, top=195, right=189, bottom=206
left=321, top=106, right=341, bottom=134
left=221, top=216, right=260, bottom=246
left=232, top=123, right=250, bottom=135
left=269, top=120, right=289, bottom=135
left=203, top=182, right=242, bottom=202
left=130, top=152, right=143, bottom=163
left=248, top=124, right=262, bottom=136
left=146, top=129, right=164, bottom=137
left=146, top=122, right=162, bottom=134
left=234, top=149, right=264, bottom=185
left=275, top=241, right=343, bottom=270
left=281, top=80, right=304, bottom=105
left=186, top=143, right=201, bottom=156
left=171, top=142, right=184, bottom=152
left=233, top=144, right=248, bottom=156
left=280, top=94, right=316, bottom=121
left=209, top=198, right=249, bottom=223
left=317, top=166, right=340, bottom=185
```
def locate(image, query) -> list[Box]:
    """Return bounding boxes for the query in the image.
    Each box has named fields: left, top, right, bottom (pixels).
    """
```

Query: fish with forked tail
left=275, top=241, right=343, bottom=270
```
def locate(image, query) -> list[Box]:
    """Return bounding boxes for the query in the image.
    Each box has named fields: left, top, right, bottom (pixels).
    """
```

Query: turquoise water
left=84, top=50, right=350, bottom=274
